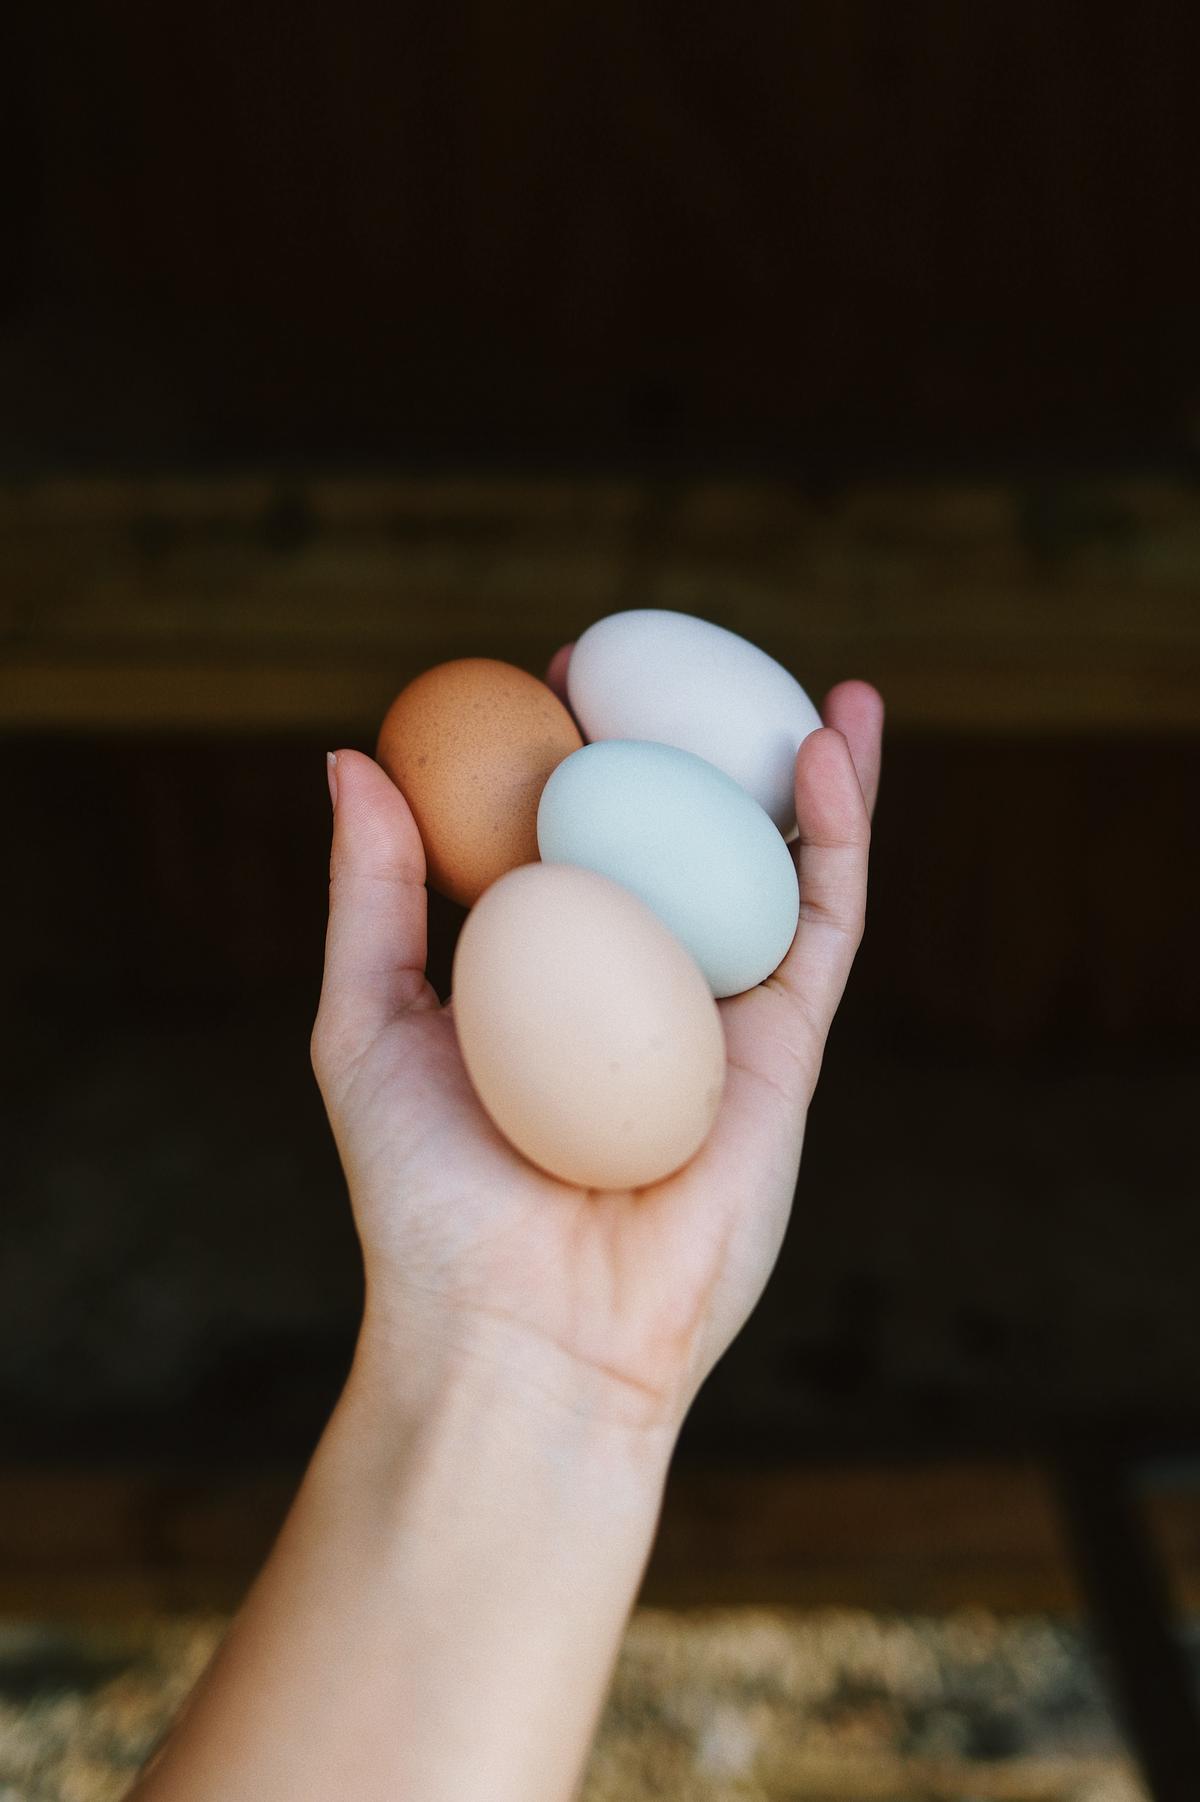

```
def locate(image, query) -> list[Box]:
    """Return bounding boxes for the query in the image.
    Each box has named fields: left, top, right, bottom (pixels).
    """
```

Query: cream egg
left=451, top=862, right=726, bottom=1189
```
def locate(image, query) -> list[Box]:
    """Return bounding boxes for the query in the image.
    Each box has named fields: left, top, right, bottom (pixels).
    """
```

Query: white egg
left=567, top=608, right=823, bottom=837
left=537, top=740, right=799, bottom=998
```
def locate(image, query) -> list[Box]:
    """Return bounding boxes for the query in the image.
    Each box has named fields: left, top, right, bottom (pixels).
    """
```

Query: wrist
left=306, top=1300, right=673, bottom=1800
left=135, top=1293, right=676, bottom=1802
left=343, top=1291, right=679, bottom=1522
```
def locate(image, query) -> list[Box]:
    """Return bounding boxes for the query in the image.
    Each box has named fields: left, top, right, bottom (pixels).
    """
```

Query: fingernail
left=326, top=751, right=338, bottom=810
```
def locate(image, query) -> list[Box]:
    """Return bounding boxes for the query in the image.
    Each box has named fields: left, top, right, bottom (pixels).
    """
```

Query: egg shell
left=566, top=608, right=822, bottom=838
left=376, top=658, right=582, bottom=907
left=538, top=740, right=800, bottom=998
left=451, top=862, right=726, bottom=1190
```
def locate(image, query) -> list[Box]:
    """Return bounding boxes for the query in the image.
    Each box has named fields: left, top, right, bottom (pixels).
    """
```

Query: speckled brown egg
left=376, top=657, right=583, bottom=907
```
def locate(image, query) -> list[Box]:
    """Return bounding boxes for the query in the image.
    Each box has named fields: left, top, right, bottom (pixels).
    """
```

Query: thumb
left=312, top=750, right=439, bottom=1082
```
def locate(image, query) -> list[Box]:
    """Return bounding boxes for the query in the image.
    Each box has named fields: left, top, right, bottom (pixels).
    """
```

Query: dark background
left=3, top=1, right=1198, bottom=1477
left=4, top=1, right=1200, bottom=472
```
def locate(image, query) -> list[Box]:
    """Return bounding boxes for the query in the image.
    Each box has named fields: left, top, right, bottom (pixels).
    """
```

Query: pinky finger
left=822, top=680, right=884, bottom=821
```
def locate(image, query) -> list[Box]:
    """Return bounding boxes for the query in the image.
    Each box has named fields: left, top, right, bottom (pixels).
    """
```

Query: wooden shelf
left=3, top=476, right=1198, bottom=733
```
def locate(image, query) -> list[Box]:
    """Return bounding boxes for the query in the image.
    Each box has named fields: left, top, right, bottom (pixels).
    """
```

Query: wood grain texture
left=3, top=1462, right=1198, bottom=1617
left=3, top=477, right=1198, bottom=732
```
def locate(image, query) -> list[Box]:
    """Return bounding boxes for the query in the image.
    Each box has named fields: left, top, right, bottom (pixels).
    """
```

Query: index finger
left=545, top=642, right=576, bottom=708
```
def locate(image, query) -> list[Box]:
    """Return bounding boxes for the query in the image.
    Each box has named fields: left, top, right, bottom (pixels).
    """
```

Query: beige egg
left=451, top=862, right=727, bottom=1189
left=376, top=658, right=582, bottom=907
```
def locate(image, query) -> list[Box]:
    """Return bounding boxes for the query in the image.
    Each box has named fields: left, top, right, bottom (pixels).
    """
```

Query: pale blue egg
left=537, top=740, right=799, bottom=998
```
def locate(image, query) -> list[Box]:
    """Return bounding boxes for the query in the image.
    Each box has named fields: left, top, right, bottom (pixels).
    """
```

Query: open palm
left=311, top=647, right=883, bottom=1435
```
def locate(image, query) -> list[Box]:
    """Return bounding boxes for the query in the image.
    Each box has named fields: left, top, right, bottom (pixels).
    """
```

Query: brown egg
left=376, top=658, right=583, bottom=907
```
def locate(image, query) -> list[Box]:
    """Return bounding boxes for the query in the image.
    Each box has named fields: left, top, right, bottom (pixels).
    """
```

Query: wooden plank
left=0, top=660, right=414, bottom=733
left=4, top=653, right=1196, bottom=735
left=641, top=1463, right=1081, bottom=1612
left=2, top=477, right=1198, bottom=733
left=3, top=1460, right=1198, bottom=1617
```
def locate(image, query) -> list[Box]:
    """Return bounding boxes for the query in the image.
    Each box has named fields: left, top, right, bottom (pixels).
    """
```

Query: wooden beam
left=3, top=1460, right=1198, bottom=1617
left=3, top=476, right=1197, bottom=733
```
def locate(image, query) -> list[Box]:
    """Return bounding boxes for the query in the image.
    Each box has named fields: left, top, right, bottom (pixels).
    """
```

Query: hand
left=130, top=654, right=883, bottom=1802
left=312, top=650, right=883, bottom=1441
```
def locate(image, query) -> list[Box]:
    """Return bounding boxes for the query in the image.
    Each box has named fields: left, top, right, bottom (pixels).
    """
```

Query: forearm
left=131, top=1317, right=674, bottom=1802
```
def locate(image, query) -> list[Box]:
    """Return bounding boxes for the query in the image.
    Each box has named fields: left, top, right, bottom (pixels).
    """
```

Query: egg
left=566, top=608, right=822, bottom=839
left=451, top=862, right=726, bottom=1189
left=538, top=740, right=799, bottom=998
left=376, top=658, right=582, bottom=907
